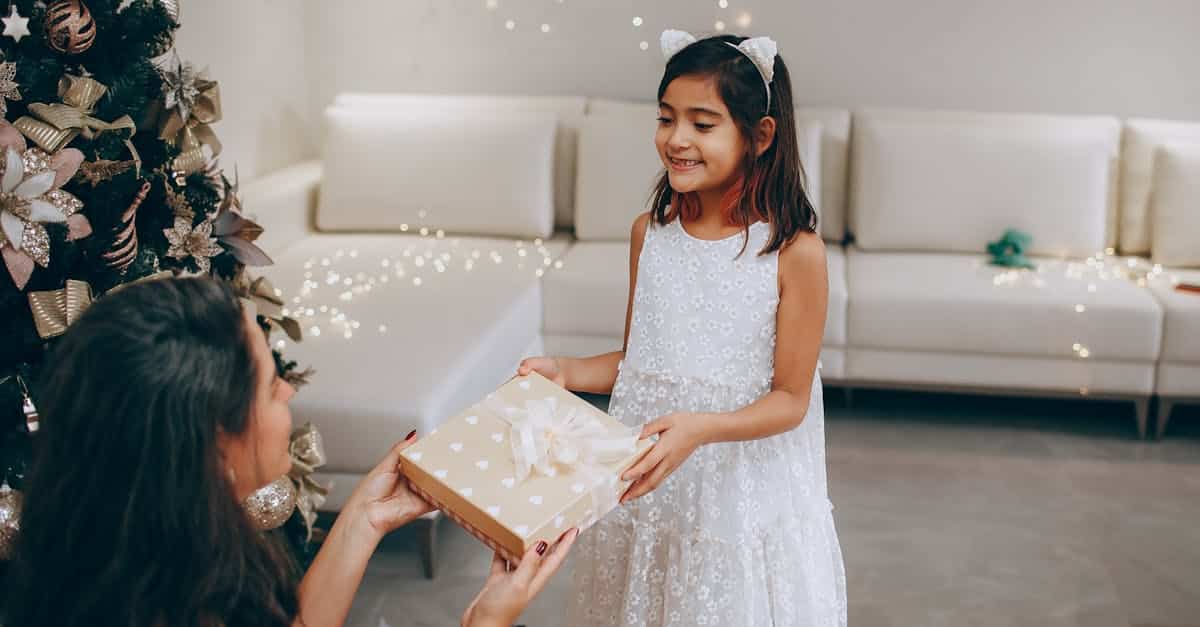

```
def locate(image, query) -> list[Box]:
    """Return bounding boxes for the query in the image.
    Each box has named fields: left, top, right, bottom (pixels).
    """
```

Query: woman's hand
left=343, top=431, right=436, bottom=543
left=461, top=528, right=579, bottom=627
left=517, top=356, right=566, bottom=387
left=619, top=413, right=714, bottom=504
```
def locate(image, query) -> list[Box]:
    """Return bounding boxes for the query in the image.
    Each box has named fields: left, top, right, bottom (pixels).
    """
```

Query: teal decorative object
left=986, top=229, right=1036, bottom=269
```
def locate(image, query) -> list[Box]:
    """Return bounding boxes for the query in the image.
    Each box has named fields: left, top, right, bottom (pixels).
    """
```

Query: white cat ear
left=660, top=29, right=699, bottom=61
left=735, top=36, right=778, bottom=83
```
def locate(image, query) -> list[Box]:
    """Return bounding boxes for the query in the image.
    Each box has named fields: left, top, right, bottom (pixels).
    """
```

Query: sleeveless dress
left=567, top=218, right=847, bottom=627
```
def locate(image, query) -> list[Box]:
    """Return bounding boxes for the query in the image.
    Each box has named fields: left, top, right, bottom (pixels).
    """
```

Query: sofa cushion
left=1148, top=269, right=1200, bottom=364
left=261, top=233, right=570, bottom=474
left=332, top=93, right=587, bottom=229
left=317, top=106, right=556, bottom=239
left=1150, top=142, right=1200, bottom=268
left=579, top=100, right=844, bottom=242
left=846, top=249, right=1163, bottom=362
left=543, top=240, right=848, bottom=348
left=1119, top=119, right=1200, bottom=255
left=850, top=109, right=1120, bottom=258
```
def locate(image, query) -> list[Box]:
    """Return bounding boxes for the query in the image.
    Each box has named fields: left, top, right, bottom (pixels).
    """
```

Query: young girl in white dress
left=520, top=30, right=846, bottom=626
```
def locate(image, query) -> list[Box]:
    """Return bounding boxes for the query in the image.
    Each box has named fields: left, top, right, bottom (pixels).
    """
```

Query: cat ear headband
left=660, top=29, right=778, bottom=111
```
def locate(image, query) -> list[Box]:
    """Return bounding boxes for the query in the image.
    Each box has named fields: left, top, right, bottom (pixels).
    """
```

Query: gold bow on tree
left=287, top=422, right=328, bottom=542
left=27, top=279, right=92, bottom=339
left=14, top=75, right=140, bottom=171
left=147, top=58, right=222, bottom=179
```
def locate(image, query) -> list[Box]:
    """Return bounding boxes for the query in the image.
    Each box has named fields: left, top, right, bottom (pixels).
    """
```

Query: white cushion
left=580, top=100, right=842, bottom=242
left=261, top=233, right=570, bottom=474
left=1156, top=363, right=1200, bottom=398
left=1148, top=269, right=1200, bottom=363
left=317, top=106, right=556, bottom=239
left=850, top=109, right=1120, bottom=258
left=847, top=348, right=1155, bottom=396
left=1149, top=143, right=1200, bottom=268
left=846, top=249, right=1163, bottom=362
left=542, top=241, right=849, bottom=348
left=1119, top=119, right=1200, bottom=255
left=796, top=107, right=851, bottom=242
left=332, top=93, right=587, bottom=229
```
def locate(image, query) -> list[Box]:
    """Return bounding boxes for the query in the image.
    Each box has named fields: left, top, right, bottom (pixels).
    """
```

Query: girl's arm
left=520, top=212, right=650, bottom=394
left=620, top=232, right=827, bottom=501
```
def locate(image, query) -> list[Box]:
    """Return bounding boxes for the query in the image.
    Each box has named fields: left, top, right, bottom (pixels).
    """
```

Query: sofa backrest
left=574, top=98, right=848, bottom=242
left=849, top=108, right=1121, bottom=259
left=1119, top=118, right=1200, bottom=255
left=331, top=93, right=587, bottom=230
left=316, top=101, right=563, bottom=239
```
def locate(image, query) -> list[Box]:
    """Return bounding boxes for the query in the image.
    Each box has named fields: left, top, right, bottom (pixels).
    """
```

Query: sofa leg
left=416, top=515, right=438, bottom=579
left=1133, top=398, right=1149, bottom=440
left=1155, top=398, right=1174, bottom=440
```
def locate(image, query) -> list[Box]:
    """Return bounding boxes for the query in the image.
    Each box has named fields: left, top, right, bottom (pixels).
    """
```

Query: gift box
left=398, top=372, right=653, bottom=562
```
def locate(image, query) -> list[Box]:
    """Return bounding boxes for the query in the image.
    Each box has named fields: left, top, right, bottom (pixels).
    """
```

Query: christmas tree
left=0, top=0, right=321, bottom=565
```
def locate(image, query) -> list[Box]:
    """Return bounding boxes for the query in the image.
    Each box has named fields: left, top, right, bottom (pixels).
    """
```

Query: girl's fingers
left=621, top=444, right=666, bottom=482
left=639, top=416, right=672, bottom=439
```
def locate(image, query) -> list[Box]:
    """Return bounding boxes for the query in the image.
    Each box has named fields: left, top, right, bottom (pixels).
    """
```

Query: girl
left=519, top=31, right=846, bottom=626
left=8, top=277, right=575, bottom=627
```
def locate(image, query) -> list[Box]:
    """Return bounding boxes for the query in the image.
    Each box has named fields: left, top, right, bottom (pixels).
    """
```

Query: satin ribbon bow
left=156, top=79, right=223, bottom=177
left=14, top=75, right=140, bottom=171
left=26, top=279, right=92, bottom=339
left=286, top=422, right=329, bottom=542
left=485, top=394, right=639, bottom=483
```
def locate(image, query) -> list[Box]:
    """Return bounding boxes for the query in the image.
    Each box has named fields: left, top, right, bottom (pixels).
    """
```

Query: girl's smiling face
left=655, top=74, right=748, bottom=196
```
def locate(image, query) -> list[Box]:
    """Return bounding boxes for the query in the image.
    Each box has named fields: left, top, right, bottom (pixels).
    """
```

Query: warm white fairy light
left=718, top=0, right=729, bottom=7
left=486, top=0, right=498, bottom=9
left=736, top=12, right=752, bottom=28
left=505, top=19, right=516, bottom=30
left=632, top=16, right=643, bottom=26
left=541, top=23, right=551, bottom=33
left=714, top=20, right=726, bottom=31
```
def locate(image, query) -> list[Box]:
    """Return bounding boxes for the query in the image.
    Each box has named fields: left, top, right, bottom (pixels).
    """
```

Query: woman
left=6, top=277, right=574, bottom=627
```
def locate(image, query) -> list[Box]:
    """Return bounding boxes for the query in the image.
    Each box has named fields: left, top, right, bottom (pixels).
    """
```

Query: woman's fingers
left=621, top=443, right=665, bottom=482
left=622, top=456, right=671, bottom=503
left=377, top=431, right=419, bottom=474
left=510, top=540, right=550, bottom=590
left=489, top=551, right=508, bottom=577
left=527, top=528, right=579, bottom=596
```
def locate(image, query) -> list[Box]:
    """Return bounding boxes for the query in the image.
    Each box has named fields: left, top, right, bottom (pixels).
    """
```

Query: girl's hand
left=517, top=356, right=566, bottom=387
left=619, top=413, right=714, bottom=503
left=461, top=528, right=580, bottom=627
left=344, top=431, right=436, bottom=543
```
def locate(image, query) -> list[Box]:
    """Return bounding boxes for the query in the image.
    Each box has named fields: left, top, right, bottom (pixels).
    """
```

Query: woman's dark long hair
left=6, top=278, right=298, bottom=627
left=650, top=34, right=818, bottom=255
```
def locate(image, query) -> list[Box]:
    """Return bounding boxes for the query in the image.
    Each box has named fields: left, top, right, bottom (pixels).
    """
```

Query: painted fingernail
left=405, top=429, right=417, bottom=441
left=535, top=541, right=548, bottom=555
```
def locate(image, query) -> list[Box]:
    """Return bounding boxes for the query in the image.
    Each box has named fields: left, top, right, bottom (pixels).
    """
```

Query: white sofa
left=243, top=94, right=1200, bottom=576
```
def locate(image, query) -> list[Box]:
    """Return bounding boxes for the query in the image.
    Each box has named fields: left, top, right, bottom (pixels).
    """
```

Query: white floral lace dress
left=568, top=218, right=847, bottom=627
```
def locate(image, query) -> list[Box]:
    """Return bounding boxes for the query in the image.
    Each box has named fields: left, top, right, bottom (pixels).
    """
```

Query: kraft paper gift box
left=398, top=372, right=653, bottom=562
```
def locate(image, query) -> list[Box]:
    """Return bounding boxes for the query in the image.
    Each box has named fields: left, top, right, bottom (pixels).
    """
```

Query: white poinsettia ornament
left=0, top=122, right=89, bottom=290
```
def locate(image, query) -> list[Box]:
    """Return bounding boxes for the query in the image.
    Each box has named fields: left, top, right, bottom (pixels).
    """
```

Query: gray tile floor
left=345, top=390, right=1200, bottom=627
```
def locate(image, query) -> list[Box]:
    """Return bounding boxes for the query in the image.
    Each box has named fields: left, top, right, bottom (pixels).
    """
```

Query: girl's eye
left=656, top=116, right=673, bottom=124
left=695, top=122, right=715, bottom=131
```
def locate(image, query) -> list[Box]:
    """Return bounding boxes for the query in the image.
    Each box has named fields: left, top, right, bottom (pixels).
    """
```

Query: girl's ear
left=754, top=116, right=777, bottom=157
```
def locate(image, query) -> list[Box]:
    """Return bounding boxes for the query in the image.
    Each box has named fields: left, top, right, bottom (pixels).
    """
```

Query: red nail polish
left=405, top=429, right=417, bottom=441
left=535, top=541, right=548, bottom=555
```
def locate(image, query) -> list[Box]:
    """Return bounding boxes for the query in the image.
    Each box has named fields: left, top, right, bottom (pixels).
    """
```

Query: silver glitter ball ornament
left=242, top=476, right=297, bottom=530
left=0, top=483, right=23, bottom=560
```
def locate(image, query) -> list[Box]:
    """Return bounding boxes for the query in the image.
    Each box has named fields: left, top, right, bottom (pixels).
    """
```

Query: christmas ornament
left=287, top=423, right=328, bottom=542
left=159, top=0, right=180, bottom=23
left=13, top=75, right=139, bottom=167
left=2, top=5, right=30, bottom=43
left=236, top=272, right=301, bottom=341
left=100, top=180, right=148, bottom=273
left=212, top=174, right=270, bottom=266
left=27, top=278, right=92, bottom=338
left=0, top=481, right=21, bottom=560
left=0, top=121, right=89, bottom=290
left=0, top=61, right=22, bottom=119
left=162, top=215, right=221, bottom=274
left=149, top=57, right=221, bottom=177
left=75, top=158, right=136, bottom=187
left=162, top=177, right=192, bottom=218
left=986, top=229, right=1036, bottom=269
left=44, top=0, right=97, bottom=55
left=16, top=375, right=37, bottom=434
left=243, top=476, right=297, bottom=531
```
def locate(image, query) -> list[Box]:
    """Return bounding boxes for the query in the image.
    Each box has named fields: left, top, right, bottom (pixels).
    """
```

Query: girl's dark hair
left=6, top=277, right=298, bottom=627
left=650, top=34, right=818, bottom=255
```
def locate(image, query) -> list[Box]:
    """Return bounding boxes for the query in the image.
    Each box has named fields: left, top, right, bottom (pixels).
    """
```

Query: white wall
left=174, top=0, right=316, bottom=180
left=305, top=0, right=1200, bottom=121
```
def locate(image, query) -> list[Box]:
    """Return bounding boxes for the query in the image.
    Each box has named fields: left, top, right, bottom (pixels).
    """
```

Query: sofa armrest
left=241, top=160, right=323, bottom=258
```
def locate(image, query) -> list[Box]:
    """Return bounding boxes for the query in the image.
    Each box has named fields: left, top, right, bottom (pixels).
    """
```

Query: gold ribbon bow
left=27, top=279, right=93, bottom=339
left=287, top=422, right=329, bottom=542
left=14, top=75, right=140, bottom=172
left=236, top=274, right=302, bottom=342
left=157, top=79, right=222, bottom=177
